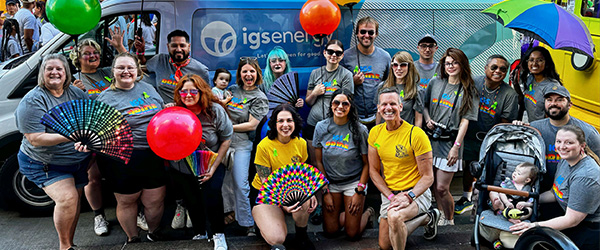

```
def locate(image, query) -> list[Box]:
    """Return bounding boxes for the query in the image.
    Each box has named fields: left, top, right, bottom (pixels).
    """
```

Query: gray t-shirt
left=414, top=61, right=439, bottom=92
left=523, top=75, right=559, bottom=122
left=375, top=82, right=424, bottom=125
left=307, top=66, right=353, bottom=126
left=467, top=76, right=519, bottom=138
left=424, top=77, right=478, bottom=158
left=15, top=85, right=90, bottom=165
left=146, top=54, right=209, bottom=103
left=5, top=36, right=23, bottom=59
left=226, top=85, right=268, bottom=147
left=96, top=82, right=164, bottom=150
left=531, top=117, right=600, bottom=192
left=341, top=46, right=391, bottom=120
left=553, top=156, right=600, bottom=222
left=312, top=118, right=368, bottom=185
left=74, top=67, right=112, bottom=100
left=169, top=102, right=233, bottom=175
left=14, top=8, right=40, bottom=53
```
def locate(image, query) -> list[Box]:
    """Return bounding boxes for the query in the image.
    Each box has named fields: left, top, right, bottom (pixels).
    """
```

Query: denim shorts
left=18, top=150, right=90, bottom=189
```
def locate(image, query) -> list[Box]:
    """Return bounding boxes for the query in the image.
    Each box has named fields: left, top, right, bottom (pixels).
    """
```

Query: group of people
left=13, top=14, right=600, bottom=250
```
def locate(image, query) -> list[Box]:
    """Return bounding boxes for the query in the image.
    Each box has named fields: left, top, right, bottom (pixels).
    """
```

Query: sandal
left=224, top=211, right=236, bottom=225
left=365, top=207, right=375, bottom=229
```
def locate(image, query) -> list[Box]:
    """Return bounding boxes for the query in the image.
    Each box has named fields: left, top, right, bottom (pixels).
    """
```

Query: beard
left=170, top=51, right=189, bottom=63
left=545, top=106, right=568, bottom=120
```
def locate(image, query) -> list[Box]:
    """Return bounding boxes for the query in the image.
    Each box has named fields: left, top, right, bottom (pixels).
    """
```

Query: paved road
left=0, top=175, right=493, bottom=250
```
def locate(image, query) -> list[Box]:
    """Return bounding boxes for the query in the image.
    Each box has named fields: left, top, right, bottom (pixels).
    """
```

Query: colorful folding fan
left=185, top=150, right=219, bottom=176
left=40, top=99, right=134, bottom=163
left=256, top=162, right=328, bottom=207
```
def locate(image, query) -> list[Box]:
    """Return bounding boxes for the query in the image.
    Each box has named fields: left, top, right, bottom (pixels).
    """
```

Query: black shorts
left=97, top=149, right=167, bottom=194
left=302, top=124, right=316, bottom=141
left=562, top=220, right=600, bottom=249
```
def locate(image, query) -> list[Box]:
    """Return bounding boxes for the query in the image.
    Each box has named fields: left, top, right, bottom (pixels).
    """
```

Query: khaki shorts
left=379, top=189, right=432, bottom=221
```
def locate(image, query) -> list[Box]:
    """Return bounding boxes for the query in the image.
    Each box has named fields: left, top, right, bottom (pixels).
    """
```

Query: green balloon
left=46, top=0, right=101, bottom=35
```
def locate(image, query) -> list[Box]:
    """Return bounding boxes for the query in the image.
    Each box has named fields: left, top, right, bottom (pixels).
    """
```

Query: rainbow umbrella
left=482, top=0, right=595, bottom=58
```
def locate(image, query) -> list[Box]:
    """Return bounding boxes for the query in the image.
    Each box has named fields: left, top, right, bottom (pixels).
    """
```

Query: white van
left=0, top=0, right=518, bottom=213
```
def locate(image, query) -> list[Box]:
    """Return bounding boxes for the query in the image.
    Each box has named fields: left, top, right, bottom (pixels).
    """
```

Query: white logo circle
left=200, top=21, right=237, bottom=57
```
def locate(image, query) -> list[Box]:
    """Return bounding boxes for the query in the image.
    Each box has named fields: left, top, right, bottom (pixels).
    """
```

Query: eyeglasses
left=392, top=62, right=409, bottom=68
left=418, top=43, right=436, bottom=49
left=444, top=61, right=460, bottom=68
left=359, top=29, right=375, bottom=36
left=179, top=89, right=199, bottom=97
left=489, top=64, right=508, bottom=73
left=325, top=49, right=343, bottom=57
left=332, top=100, right=350, bottom=108
left=114, top=66, right=137, bottom=72
left=527, top=58, right=545, bottom=64
left=240, top=56, right=258, bottom=63
left=269, top=58, right=285, bottom=63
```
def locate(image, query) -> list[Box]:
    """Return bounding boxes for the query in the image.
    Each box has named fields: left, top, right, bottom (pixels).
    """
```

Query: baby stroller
left=470, top=124, right=545, bottom=250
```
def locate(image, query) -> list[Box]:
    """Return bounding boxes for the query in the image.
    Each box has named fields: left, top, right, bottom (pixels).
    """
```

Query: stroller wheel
left=514, top=227, right=578, bottom=250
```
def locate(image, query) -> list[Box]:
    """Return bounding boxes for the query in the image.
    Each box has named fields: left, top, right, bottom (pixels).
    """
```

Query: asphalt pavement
left=0, top=174, right=493, bottom=250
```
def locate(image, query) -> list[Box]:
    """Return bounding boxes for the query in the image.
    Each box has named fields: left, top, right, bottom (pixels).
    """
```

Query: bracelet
left=454, top=141, right=461, bottom=147
left=387, top=193, right=394, bottom=200
left=136, top=51, right=145, bottom=56
left=357, top=183, right=366, bottom=189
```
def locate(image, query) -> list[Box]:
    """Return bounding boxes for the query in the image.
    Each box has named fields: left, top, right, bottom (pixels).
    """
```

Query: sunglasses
left=240, top=56, right=258, bottom=63
left=489, top=64, right=508, bottom=73
left=392, top=62, right=409, bottom=68
left=179, top=89, right=199, bottom=97
left=359, top=29, right=375, bottom=36
left=332, top=100, right=350, bottom=108
left=325, top=49, right=343, bottom=57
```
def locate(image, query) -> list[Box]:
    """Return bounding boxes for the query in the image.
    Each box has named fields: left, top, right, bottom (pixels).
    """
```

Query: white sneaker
left=93, top=214, right=109, bottom=236
left=186, top=211, right=193, bottom=228
left=212, top=233, right=228, bottom=250
left=137, top=212, right=148, bottom=231
left=171, top=204, right=186, bottom=229
left=192, top=233, right=208, bottom=240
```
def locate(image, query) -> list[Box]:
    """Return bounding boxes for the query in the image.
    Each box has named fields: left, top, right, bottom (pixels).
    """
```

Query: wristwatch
left=406, top=191, right=416, bottom=203
left=354, top=187, right=366, bottom=196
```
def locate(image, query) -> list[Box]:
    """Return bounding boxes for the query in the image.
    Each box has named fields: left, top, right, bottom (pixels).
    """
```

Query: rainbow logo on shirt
left=324, top=79, right=338, bottom=94
left=127, top=104, right=159, bottom=115
left=524, top=89, right=536, bottom=105
left=479, top=96, right=497, bottom=118
left=364, top=72, right=381, bottom=80
left=160, top=74, right=177, bottom=87
left=88, top=88, right=102, bottom=97
left=546, top=144, right=561, bottom=163
left=325, top=133, right=350, bottom=151
left=552, top=175, right=565, bottom=203
left=227, top=96, right=246, bottom=111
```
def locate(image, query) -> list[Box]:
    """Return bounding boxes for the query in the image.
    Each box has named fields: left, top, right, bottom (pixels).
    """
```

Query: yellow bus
left=543, top=0, right=599, bottom=130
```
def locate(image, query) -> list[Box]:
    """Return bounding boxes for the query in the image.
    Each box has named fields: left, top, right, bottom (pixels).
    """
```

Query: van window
left=191, top=8, right=351, bottom=71
left=581, top=0, right=600, bottom=17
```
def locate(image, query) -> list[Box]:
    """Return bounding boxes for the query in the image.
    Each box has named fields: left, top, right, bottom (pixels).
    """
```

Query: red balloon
left=300, top=0, right=341, bottom=37
left=147, top=107, right=203, bottom=160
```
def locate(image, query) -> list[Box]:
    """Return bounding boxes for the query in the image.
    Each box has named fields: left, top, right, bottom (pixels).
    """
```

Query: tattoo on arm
left=256, top=164, right=272, bottom=181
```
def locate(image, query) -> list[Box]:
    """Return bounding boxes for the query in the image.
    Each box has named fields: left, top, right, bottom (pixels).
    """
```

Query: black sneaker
left=297, top=237, right=315, bottom=250
left=147, top=232, right=163, bottom=242
left=309, top=205, right=323, bottom=225
left=126, top=236, right=141, bottom=244
left=271, top=244, right=286, bottom=250
left=424, top=208, right=440, bottom=240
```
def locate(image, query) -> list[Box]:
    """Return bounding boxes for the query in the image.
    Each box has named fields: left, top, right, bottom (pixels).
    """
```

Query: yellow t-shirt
left=368, top=121, right=432, bottom=191
left=252, top=137, right=308, bottom=189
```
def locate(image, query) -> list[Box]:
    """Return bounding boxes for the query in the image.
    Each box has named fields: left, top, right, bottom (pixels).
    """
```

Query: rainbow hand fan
left=185, top=150, right=218, bottom=176
left=40, top=99, right=134, bottom=163
left=256, top=162, right=328, bottom=207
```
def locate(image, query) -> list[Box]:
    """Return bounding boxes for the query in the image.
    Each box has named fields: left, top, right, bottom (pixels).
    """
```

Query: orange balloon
left=299, top=0, right=341, bottom=37
left=334, top=0, right=360, bottom=6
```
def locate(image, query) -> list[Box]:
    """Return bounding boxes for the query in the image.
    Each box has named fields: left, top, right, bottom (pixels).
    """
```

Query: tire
left=0, top=153, right=54, bottom=215
left=514, top=226, right=578, bottom=250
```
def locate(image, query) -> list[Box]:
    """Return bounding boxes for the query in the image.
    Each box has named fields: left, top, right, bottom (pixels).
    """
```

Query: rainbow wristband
left=387, top=193, right=394, bottom=200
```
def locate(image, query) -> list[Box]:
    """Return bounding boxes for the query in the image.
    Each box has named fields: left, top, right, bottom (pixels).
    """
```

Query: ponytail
left=585, top=146, right=600, bottom=166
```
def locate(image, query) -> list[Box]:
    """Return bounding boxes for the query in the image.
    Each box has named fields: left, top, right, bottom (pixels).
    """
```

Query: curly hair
left=326, top=89, right=363, bottom=148
left=266, top=103, right=303, bottom=140
left=174, top=74, right=224, bottom=120
left=69, top=38, right=101, bottom=70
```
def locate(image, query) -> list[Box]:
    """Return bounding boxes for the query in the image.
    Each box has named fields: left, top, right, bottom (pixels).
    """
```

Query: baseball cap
left=21, top=0, right=35, bottom=3
left=418, top=34, right=437, bottom=45
left=6, top=0, right=19, bottom=4
left=544, top=85, right=571, bottom=100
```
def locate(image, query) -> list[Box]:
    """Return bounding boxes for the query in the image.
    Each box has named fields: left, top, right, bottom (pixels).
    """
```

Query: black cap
left=544, top=85, right=571, bottom=100
left=418, top=34, right=437, bottom=45
left=6, top=0, right=19, bottom=4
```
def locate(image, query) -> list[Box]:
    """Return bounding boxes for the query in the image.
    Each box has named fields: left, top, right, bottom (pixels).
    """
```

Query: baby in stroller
left=490, top=162, right=538, bottom=220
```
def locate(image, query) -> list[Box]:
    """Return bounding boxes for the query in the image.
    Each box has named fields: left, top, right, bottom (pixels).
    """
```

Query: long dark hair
left=438, top=48, right=476, bottom=116
left=519, top=46, right=562, bottom=86
left=267, top=103, right=303, bottom=140
left=1, top=19, right=23, bottom=61
left=326, top=89, right=362, bottom=148
left=35, top=1, right=48, bottom=22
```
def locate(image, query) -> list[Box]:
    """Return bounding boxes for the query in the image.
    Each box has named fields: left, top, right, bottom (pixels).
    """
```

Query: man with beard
left=135, top=29, right=209, bottom=104
left=414, top=34, right=439, bottom=92
left=369, top=88, right=439, bottom=250
left=516, top=85, right=600, bottom=219
left=455, top=55, right=519, bottom=215
left=341, top=17, right=391, bottom=129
